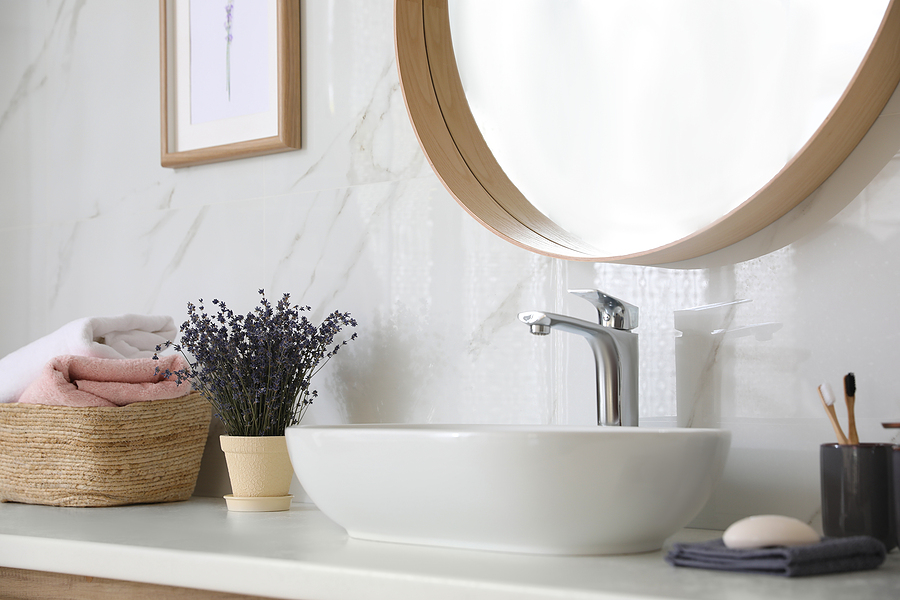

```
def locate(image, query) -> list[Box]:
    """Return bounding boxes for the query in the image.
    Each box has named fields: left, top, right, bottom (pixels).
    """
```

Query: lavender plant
left=156, top=290, right=357, bottom=436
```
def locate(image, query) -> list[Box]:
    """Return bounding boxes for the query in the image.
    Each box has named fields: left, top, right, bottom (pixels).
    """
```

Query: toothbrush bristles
left=818, top=382, right=849, bottom=445
left=844, top=372, right=856, bottom=397
left=819, top=382, right=836, bottom=406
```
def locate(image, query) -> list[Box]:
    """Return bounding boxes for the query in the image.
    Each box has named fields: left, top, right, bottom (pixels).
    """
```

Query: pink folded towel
left=0, top=314, right=178, bottom=403
left=17, top=355, right=192, bottom=407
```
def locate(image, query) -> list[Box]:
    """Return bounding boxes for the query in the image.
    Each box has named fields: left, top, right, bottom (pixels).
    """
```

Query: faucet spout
left=518, top=310, right=639, bottom=427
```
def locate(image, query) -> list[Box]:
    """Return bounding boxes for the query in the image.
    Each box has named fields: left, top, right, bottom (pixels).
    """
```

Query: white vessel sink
left=285, top=424, right=730, bottom=555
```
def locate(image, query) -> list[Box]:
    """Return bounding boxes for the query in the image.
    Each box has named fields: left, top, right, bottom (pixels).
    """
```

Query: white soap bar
left=723, top=515, right=820, bottom=549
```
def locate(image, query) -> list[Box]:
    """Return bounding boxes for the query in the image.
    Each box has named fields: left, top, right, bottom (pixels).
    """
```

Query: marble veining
left=0, top=0, right=86, bottom=134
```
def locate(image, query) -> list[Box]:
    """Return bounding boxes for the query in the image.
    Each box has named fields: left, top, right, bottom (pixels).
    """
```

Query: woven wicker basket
left=0, top=392, right=211, bottom=507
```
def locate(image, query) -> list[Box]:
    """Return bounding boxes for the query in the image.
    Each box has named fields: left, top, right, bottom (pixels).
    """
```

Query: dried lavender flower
left=156, top=290, right=357, bottom=436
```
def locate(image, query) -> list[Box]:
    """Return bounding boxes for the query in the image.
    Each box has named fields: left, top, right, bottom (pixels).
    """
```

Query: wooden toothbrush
left=819, top=382, right=849, bottom=445
left=844, top=373, right=859, bottom=445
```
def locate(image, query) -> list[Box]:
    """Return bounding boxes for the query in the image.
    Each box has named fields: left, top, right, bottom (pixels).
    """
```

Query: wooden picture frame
left=160, top=0, right=301, bottom=168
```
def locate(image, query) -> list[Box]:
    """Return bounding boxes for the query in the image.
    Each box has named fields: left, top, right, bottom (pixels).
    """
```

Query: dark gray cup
left=820, top=443, right=895, bottom=551
left=893, top=445, right=900, bottom=551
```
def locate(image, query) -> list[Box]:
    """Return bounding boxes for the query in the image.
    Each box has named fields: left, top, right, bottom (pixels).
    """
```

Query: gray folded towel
left=665, top=537, right=886, bottom=577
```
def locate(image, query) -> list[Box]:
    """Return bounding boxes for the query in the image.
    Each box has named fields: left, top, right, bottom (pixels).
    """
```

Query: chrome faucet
left=518, top=289, right=639, bottom=427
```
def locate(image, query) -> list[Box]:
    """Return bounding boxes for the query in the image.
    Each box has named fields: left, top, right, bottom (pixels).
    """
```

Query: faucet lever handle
left=569, top=289, right=639, bottom=330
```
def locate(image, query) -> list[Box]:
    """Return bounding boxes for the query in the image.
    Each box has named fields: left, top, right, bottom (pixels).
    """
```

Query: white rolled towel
left=0, top=314, right=178, bottom=403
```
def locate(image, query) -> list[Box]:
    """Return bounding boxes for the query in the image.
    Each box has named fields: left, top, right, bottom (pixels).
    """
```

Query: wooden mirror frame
left=394, top=0, right=900, bottom=265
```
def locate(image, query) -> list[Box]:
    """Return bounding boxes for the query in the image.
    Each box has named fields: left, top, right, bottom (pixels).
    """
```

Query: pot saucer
left=224, top=494, right=293, bottom=512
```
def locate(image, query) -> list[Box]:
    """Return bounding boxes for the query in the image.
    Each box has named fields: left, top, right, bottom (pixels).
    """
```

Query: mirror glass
left=447, top=0, right=889, bottom=256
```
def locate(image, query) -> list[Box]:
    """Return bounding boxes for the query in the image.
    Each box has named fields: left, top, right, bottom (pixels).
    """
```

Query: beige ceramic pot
left=220, top=435, right=294, bottom=499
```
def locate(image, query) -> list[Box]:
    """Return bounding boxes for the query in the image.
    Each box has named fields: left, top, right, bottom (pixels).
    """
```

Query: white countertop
left=0, top=497, right=897, bottom=600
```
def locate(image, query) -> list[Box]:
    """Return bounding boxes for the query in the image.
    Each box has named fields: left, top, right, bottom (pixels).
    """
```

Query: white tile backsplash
left=3, top=0, right=900, bottom=530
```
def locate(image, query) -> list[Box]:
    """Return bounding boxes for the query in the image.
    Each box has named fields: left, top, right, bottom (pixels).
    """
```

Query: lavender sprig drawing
left=155, top=290, right=358, bottom=436
left=224, top=0, right=234, bottom=100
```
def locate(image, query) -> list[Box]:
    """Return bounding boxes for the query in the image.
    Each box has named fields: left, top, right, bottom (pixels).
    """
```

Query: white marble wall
left=1, top=0, right=899, bottom=530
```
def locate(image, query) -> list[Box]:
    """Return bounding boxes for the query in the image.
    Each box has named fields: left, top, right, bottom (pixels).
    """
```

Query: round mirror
left=395, top=0, right=900, bottom=264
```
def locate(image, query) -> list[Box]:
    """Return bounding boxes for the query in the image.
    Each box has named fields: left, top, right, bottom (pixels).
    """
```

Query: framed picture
left=159, top=0, right=301, bottom=168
